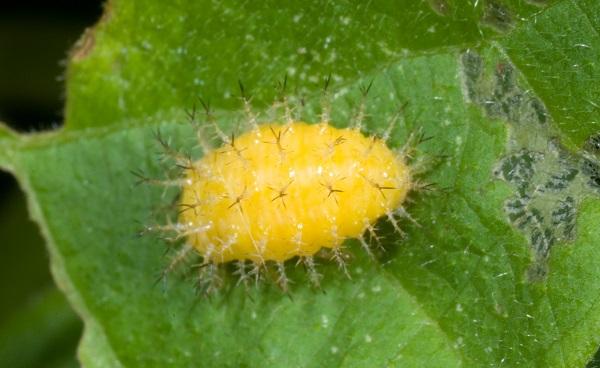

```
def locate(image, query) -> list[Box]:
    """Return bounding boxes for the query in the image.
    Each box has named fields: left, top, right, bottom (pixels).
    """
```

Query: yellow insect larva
left=170, top=118, right=415, bottom=292
left=180, top=121, right=411, bottom=262
left=142, top=84, right=421, bottom=295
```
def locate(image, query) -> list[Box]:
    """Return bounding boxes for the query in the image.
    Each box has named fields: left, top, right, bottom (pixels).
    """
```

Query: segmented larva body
left=143, top=85, right=423, bottom=294
left=180, top=122, right=411, bottom=265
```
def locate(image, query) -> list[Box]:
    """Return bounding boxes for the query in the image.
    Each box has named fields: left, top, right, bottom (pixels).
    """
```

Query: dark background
left=0, top=2, right=102, bottom=367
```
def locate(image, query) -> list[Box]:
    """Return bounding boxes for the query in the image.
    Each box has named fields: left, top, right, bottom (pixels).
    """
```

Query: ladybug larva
left=142, top=82, right=423, bottom=295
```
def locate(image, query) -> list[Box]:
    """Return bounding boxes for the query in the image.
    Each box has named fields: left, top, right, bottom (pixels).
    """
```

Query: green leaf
left=0, top=122, right=17, bottom=169
left=500, top=0, right=600, bottom=148
left=2, top=0, right=600, bottom=366
left=64, top=0, right=548, bottom=130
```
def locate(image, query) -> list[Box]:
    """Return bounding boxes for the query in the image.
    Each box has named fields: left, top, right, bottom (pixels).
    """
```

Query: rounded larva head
left=179, top=121, right=411, bottom=264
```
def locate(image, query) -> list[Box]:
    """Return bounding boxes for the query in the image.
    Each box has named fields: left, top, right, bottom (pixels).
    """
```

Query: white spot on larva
left=456, top=303, right=463, bottom=312
left=455, top=136, right=463, bottom=145
left=292, top=13, right=303, bottom=23
left=251, top=311, right=257, bottom=320
left=331, top=346, right=339, bottom=354
left=365, top=334, right=373, bottom=343
left=371, top=285, right=382, bottom=293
